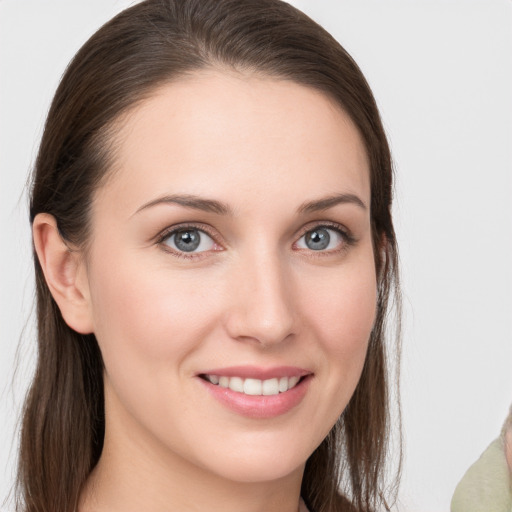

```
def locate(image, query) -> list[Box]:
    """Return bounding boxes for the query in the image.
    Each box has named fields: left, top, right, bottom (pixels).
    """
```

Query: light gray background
left=1, top=1, right=511, bottom=511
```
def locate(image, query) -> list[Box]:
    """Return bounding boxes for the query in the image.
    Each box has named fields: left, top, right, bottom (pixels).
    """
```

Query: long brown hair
left=19, top=1, right=401, bottom=511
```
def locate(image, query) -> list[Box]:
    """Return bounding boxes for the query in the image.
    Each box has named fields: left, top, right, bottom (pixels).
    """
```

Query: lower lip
left=199, top=375, right=312, bottom=419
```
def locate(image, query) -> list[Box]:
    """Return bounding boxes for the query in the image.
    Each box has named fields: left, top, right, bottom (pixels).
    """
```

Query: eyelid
left=155, top=222, right=224, bottom=257
left=152, top=220, right=355, bottom=258
left=296, top=220, right=353, bottom=240
left=293, top=221, right=356, bottom=253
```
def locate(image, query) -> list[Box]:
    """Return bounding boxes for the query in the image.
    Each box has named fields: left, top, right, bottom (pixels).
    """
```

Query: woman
left=18, top=0, right=401, bottom=511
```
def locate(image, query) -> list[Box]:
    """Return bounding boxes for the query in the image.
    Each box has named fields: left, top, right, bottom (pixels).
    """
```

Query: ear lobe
left=32, top=213, right=94, bottom=334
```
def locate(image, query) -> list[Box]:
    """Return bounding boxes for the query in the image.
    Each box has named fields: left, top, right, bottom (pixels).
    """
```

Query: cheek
left=87, top=252, right=220, bottom=369
left=301, top=263, right=377, bottom=352
left=298, top=255, right=377, bottom=405
left=291, top=256, right=377, bottom=444
left=85, top=254, right=226, bottom=442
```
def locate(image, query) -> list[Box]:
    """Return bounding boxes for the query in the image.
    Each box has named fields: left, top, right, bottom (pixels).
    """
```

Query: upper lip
left=198, top=365, right=312, bottom=380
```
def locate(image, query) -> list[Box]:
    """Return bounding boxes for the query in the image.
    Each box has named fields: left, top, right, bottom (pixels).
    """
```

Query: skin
left=34, top=70, right=377, bottom=512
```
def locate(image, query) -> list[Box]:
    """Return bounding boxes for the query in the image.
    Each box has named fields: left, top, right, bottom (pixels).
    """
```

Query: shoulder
left=451, top=436, right=512, bottom=512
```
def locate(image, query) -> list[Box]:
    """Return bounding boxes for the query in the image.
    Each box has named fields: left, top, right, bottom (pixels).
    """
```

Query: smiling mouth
left=200, top=374, right=304, bottom=396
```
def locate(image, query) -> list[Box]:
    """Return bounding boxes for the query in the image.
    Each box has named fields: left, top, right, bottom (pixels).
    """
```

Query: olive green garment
left=451, top=437, right=512, bottom=512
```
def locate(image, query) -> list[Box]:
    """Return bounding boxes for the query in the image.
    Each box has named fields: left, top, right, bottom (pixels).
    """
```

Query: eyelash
left=156, top=223, right=221, bottom=260
left=155, top=221, right=355, bottom=259
left=294, top=222, right=356, bottom=257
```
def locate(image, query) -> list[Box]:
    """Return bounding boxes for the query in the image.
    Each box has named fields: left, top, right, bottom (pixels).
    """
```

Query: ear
left=33, top=213, right=94, bottom=334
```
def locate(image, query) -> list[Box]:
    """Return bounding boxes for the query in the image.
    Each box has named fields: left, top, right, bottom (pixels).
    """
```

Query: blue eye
left=163, top=228, right=215, bottom=253
left=296, top=227, right=345, bottom=251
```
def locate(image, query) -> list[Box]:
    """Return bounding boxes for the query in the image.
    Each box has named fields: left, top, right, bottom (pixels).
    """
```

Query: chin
left=209, top=455, right=305, bottom=484
left=184, top=433, right=310, bottom=484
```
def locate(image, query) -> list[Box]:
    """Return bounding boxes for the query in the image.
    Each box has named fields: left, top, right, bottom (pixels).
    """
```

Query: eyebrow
left=134, top=194, right=233, bottom=216
left=298, top=193, right=367, bottom=214
left=133, top=192, right=367, bottom=217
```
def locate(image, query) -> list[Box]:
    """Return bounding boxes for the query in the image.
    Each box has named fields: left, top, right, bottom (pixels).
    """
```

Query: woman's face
left=82, top=71, right=376, bottom=483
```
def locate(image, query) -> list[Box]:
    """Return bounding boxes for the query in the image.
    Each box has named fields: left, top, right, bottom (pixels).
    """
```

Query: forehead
left=97, top=70, right=370, bottom=215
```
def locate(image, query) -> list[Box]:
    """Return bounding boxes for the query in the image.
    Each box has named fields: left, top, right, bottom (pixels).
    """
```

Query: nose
left=224, top=250, right=296, bottom=347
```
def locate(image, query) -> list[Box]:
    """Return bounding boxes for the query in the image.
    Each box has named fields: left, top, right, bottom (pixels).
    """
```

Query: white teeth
left=262, top=378, right=279, bottom=396
left=228, top=376, right=244, bottom=393
left=243, top=378, right=262, bottom=395
left=278, top=376, right=289, bottom=392
left=205, top=374, right=302, bottom=395
left=288, top=376, right=300, bottom=388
